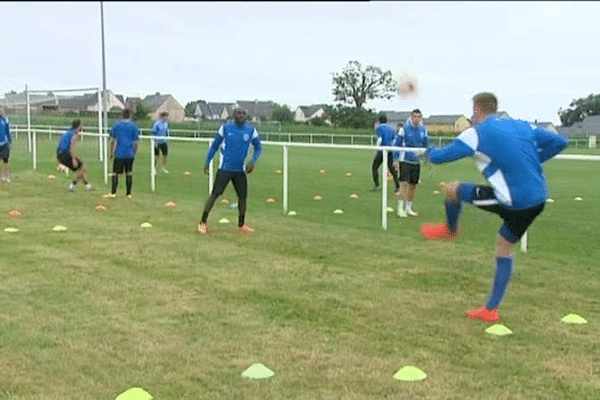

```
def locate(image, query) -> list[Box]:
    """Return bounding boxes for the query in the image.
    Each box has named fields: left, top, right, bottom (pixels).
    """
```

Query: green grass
left=0, top=136, right=598, bottom=399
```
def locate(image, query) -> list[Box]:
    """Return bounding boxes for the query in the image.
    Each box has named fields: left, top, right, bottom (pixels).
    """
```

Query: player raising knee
left=421, top=92, right=568, bottom=323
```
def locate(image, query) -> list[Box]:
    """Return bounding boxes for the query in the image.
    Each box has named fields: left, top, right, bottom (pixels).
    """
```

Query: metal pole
left=381, top=149, right=388, bottom=231
left=283, top=145, right=289, bottom=214
left=150, top=137, right=156, bottom=191
left=97, top=89, right=103, bottom=161
left=100, top=1, right=109, bottom=183
left=208, top=140, right=214, bottom=192
left=26, top=85, right=31, bottom=153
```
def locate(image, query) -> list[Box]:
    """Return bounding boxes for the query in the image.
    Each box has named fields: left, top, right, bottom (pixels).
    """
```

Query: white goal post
left=25, top=86, right=105, bottom=170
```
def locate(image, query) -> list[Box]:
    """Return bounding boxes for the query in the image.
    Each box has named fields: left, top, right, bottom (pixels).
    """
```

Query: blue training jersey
left=426, top=114, right=569, bottom=210
left=0, top=116, right=10, bottom=146
left=57, top=128, right=77, bottom=154
left=110, top=120, right=140, bottom=159
left=152, top=120, right=169, bottom=144
left=402, top=118, right=428, bottom=164
left=205, top=121, right=262, bottom=172
left=375, top=123, right=396, bottom=147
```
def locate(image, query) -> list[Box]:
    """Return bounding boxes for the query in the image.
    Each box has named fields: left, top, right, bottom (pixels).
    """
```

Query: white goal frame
left=25, top=86, right=104, bottom=170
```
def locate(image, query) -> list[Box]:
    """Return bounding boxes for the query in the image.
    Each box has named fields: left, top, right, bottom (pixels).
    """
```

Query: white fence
left=10, top=126, right=600, bottom=252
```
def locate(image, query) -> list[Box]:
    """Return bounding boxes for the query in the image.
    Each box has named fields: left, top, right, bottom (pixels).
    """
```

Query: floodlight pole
left=100, top=1, right=109, bottom=184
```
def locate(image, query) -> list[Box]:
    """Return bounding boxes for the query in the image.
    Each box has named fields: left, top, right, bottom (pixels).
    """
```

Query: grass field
left=1, top=135, right=599, bottom=399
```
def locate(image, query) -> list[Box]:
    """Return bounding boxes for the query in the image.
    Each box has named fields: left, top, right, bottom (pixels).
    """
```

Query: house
left=294, top=104, right=329, bottom=123
left=557, top=115, right=600, bottom=136
left=236, top=100, right=274, bottom=122
left=58, top=90, right=124, bottom=112
left=380, top=111, right=412, bottom=128
left=140, top=92, right=185, bottom=122
left=424, top=114, right=470, bottom=133
left=532, top=121, right=557, bottom=132
left=194, top=100, right=236, bottom=121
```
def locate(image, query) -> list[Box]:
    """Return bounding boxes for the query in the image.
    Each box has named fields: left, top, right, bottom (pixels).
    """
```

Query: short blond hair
left=472, top=92, right=498, bottom=114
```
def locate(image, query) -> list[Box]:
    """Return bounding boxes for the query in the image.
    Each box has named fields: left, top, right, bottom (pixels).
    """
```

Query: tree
left=558, top=93, right=600, bottom=127
left=184, top=101, right=197, bottom=118
left=134, top=102, right=152, bottom=121
left=325, top=104, right=377, bottom=129
left=331, top=60, right=396, bottom=110
left=272, top=103, right=295, bottom=123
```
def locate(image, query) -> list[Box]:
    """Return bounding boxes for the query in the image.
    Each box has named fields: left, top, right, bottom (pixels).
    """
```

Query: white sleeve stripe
left=252, top=128, right=259, bottom=139
left=456, top=127, right=478, bottom=150
left=218, top=126, right=224, bottom=137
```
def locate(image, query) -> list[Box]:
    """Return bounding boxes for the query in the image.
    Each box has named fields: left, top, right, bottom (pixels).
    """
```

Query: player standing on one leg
left=197, top=108, right=262, bottom=235
left=104, top=109, right=140, bottom=199
left=0, top=106, right=12, bottom=183
left=397, top=109, right=428, bottom=217
left=420, top=92, right=568, bottom=323
left=56, top=119, right=91, bottom=191
left=370, top=114, right=400, bottom=192
left=152, top=111, right=170, bottom=174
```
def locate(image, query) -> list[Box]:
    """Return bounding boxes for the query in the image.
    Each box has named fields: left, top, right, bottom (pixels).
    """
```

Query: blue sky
left=2, top=1, right=599, bottom=124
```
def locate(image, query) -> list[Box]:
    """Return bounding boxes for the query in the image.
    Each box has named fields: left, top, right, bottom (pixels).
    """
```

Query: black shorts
left=211, top=169, right=247, bottom=200
left=399, top=162, right=420, bottom=185
left=0, top=144, right=10, bottom=163
left=154, top=142, right=168, bottom=157
left=57, top=151, right=83, bottom=171
left=468, top=185, right=545, bottom=244
left=113, top=158, right=135, bottom=175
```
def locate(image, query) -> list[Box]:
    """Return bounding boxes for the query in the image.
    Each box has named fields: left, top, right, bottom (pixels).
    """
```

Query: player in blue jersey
left=0, top=106, right=12, bottom=183
left=152, top=111, right=170, bottom=174
left=397, top=109, right=429, bottom=217
left=104, top=109, right=140, bottom=198
left=197, top=108, right=262, bottom=235
left=420, top=92, right=568, bottom=323
left=56, top=119, right=91, bottom=192
left=370, top=114, right=400, bottom=192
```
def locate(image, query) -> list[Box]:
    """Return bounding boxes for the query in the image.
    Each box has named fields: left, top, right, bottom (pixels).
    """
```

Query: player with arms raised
left=421, top=92, right=568, bottom=323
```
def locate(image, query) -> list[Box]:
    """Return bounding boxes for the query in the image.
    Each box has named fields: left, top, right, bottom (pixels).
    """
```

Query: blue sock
left=486, top=257, right=514, bottom=309
left=445, top=201, right=462, bottom=232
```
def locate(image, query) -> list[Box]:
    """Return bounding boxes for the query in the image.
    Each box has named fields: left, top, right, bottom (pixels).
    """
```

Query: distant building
left=236, top=100, right=274, bottom=122
left=380, top=111, right=412, bottom=128
left=140, top=92, right=185, bottom=122
left=557, top=115, right=600, bottom=136
left=424, top=114, right=470, bottom=134
left=294, top=104, right=330, bottom=124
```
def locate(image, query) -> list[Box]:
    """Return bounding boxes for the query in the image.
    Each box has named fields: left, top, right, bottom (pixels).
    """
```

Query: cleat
left=196, top=222, right=208, bottom=235
left=85, top=183, right=92, bottom=191
left=162, top=168, right=169, bottom=174
left=103, top=193, right=116, bottom=199
left=5, top=178, right=11, bottom=183
left=420, top=223, right=458, bottom=240
left=126, top=194, right=133, bottom=199
left=407, top=209, right=418, bottom=217
left=68, top=183, right=76, bottom=192
left=466, top=307, right=499, bottom=323
left=238, top=225, right=254, bottom=234
left=397, top=208, right=408, bottom=218
left=369, top=185, right=380, bottom=192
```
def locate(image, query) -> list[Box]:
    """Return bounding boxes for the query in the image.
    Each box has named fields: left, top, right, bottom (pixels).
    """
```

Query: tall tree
left=558, top=93, right=600, bottom=127
left=331, top=60, right=396, bottom=110
left=272, top=103, right=295, bottom=123
left=184, top=101, right=198, bottom=118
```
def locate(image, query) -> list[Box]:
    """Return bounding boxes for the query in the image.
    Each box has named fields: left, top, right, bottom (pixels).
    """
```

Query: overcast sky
left=2, top=1, right=599, bottom=124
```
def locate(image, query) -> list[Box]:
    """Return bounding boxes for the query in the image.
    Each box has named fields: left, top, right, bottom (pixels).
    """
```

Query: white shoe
left=68, top=183, right=76, bottom=192
left=85, top=183, right=92, bottom=191
left=407, top=209, right=418, bottom=217
left=162, top=168, right=169, bottom=174
left=4, top=177, right=10, bottom=183
left=397, top=208, right=408, bottom=218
